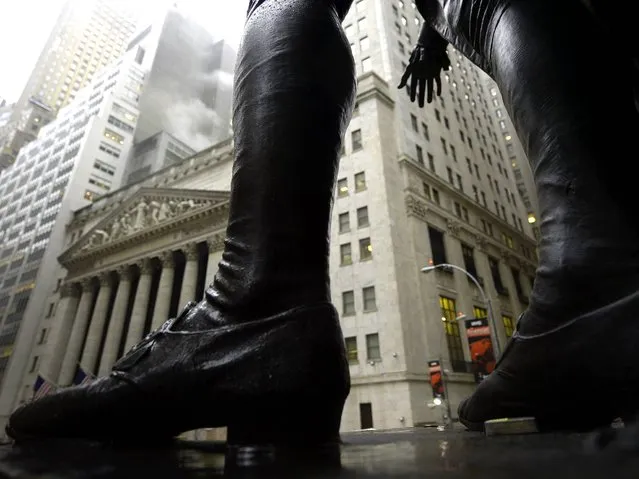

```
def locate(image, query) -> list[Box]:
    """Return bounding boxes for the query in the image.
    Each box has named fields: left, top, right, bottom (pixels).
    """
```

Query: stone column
left=204, top=237, right=224, bottom=292
left=41, top=282, right=81, bottom=383
left=98, top=267, right=133, bottom=376
left=178, top=243, right=199, bottom=308
left=58, top=278, right=96, bottom=386
left=151, top=251, right=175, bottom=330
left=80, top=273, right=113, bottom=374
left=124, top=258, right=154, bottom=351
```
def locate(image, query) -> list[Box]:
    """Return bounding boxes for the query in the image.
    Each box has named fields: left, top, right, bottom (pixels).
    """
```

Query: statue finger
left=435, top=75, right=442, bottom=96
left=427, top=78, right=434, bottom=104
left=418, top=77, right=426, bottom=108
left=410, top=74, right=418, bottom=103
left=398, top=69, right=411, bottom=89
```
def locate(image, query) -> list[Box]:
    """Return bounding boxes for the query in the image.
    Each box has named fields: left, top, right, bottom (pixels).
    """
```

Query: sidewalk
left=0, top=425, right=637, bottom=478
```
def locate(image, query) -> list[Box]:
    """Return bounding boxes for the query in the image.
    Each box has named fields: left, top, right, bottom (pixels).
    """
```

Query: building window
left=432, top=188, right=440, bottom=205
left=345, top=337, right=358, bottom=363
left=502, top=315, right=515, bottom=338
left=440, top=137, right=448, bottom=154
left=410, top=114, right=418, bottom=131
left=511, top=268, right=525, bottom=300
left=447, top=167, right=454, bottom=183
left=29, top=356, right=39, bottom=373
left=342, top=290, right=355, bottom=316
left=366, top=333, right=381, bottom=360
left=360, top=36, right=370, bottom=50
left=340, top=243, right=353, bottom=265
left=339, top=212, right=350, bottom=233
left=83, top=189, right=99, bottom=202
left=359, top=237, right=372, bottom=261
left=354, top=172, right=367, bottom=192
left=363, top=286, right=377, bottom=311
left=37, top=329, right=47, bottom=345
left=44, top=303, right=55, bottom=318
left=439, top=296, right=465, bottom=372
left=357, top=206, right=369, bottom=228
left=416, top=145, right=424, bottom=165
left=423, top=182, right=431, bottom=200
left=103, top=128, right=124, bottom=145
left=337, top=178, right=349, bottom=197
left=427, top=153, right=435, bottom=171
left=352, top=129, right=363, bottom=151
left=461, top=243, right=478, bottom=278
left=362, top=57, right=372, bottom=72
left=489, top=256, right=507, bottom=295
left=428, top=226, right=447, bottom=265
left=422, top=122, right=430, bottom=140
left=473, top=306, right=487, bottom=320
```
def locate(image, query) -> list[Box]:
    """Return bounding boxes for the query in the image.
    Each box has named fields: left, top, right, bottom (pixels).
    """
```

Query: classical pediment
left=60, top=187, right=230, bottom=264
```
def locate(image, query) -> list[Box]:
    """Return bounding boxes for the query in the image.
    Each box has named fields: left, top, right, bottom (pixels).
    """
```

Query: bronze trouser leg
left=207, top=0, right=356, bottom=318
left=486, top=0, right=639, bottom=333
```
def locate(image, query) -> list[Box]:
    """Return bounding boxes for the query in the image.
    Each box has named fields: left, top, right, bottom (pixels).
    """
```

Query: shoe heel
left=225, top=399, right=344, bottom=468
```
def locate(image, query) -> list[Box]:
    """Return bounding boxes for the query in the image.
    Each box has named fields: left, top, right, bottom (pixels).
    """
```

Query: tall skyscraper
left=0, top=1, right=140, bottom=171
left=122, top=8, right=236, bottom=184
left=0, top=5, right=236, bottom=429
left=11, top=0, right=139, bottom=116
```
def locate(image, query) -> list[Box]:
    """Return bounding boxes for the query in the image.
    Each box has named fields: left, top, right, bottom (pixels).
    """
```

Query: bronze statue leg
left=459, top=0, right=639, bottom=431
left=7, top=0, right=357, bottom=464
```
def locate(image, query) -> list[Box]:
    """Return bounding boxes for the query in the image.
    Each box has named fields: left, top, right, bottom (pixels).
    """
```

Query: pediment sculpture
left=81, top=197, right=210, bottom=251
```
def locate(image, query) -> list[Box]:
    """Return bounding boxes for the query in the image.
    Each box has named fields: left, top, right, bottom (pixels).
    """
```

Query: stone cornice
left=356, top=71, right=395, bottom=109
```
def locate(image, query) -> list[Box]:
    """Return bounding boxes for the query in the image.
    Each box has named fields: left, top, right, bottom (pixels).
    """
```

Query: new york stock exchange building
left=15, top=116, right=539, bottom=438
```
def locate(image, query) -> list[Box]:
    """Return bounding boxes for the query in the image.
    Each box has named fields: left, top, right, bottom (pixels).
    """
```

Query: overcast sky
left=0, top=0, right=249, bottom=103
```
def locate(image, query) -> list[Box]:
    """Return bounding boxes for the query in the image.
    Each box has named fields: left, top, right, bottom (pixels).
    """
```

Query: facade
left=11, top=0, right=138, bottom=116
left=124, top=131, right=196, bottom=185
left=484, top=81, right=540, bottom=236
left=0, top=0, right=139, bottom=170
left=0, top=5, right=237, bottom=430
left=0, top=100, right=13, bottom=129
left=0, top=99, right=56, bottom=170
left=127, top=8, right=236, bottom=164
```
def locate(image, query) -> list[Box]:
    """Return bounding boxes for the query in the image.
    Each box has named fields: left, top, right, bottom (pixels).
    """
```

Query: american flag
left=73, top=365, right=95, bottom=386
left=33, top=375, right=57, bottom=400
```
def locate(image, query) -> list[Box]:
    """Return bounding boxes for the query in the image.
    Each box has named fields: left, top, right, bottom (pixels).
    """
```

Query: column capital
left=137, top=257, right=155, bottom=275
left=98, top=272, right=113, bottom=287
left=207, top=235, right=225, bottom=253
left=80, top=277, right=94, bottom=291
left=117, top=266, right=133, bottom=281
left=60, top=282, right=80, bottom=298
left=158, top=251, right=175, bottom=268
left=182, top=243, right=198, bottom=261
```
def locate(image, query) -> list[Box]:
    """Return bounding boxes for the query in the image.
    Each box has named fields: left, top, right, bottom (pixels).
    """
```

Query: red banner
left=465, top=318, right=495, bottom=383
left=428, top=360, right=445, bottom=399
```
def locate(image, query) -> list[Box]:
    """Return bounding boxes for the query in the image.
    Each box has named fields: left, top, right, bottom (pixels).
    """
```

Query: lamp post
left=421, top=263, right=501, bottom=358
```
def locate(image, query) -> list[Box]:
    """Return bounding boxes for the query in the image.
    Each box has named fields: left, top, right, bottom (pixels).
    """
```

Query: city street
left=0, top=424, right=638, bottom=478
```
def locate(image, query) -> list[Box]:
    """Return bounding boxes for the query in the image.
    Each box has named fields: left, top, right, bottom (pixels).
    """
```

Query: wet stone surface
left=0, top=425, right=638, bottom=478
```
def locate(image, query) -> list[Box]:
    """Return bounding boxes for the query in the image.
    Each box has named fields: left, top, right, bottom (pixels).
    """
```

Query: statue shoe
left=458, top=299, right=639, bottom=432
left=6, top=300, right=350, bottom=461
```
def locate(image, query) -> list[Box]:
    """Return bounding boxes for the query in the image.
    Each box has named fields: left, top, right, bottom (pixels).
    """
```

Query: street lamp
left=421, top=262, right=501, bottom=357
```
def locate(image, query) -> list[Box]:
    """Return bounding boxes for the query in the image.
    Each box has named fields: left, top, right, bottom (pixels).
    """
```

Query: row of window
left=429, top=225, right=531, bottom=299
left=340, top=237, right=373, bottom=265
left=338, top=206, right=370, bottom=233
left=345, top=333, right=381, bottom=363
left=341, top=285, right=377, bottom=316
